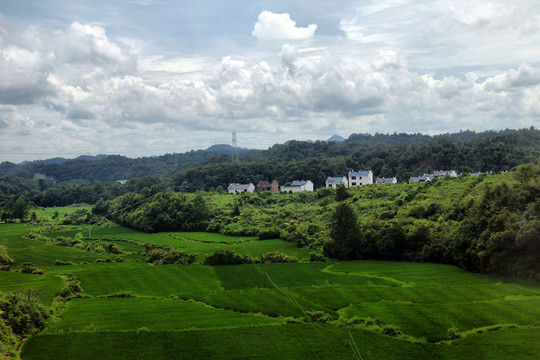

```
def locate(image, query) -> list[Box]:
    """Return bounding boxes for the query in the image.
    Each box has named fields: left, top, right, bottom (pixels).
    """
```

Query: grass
left=1, top=209, right=539, bottom=359
left=22, top=325, right=540, bottom=360
left=168, top=231, right=258, bottom=243
left=339, top=297, right=540, bottom=342
left=53, top=262, right=223, bottom=297
left=43, top=297, right=281, bottom=334
left=0, top=271, right=64, bottom=305
left=48, top=227, right=312, bottom=261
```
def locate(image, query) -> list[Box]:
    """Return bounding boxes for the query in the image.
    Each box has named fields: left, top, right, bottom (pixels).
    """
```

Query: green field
left=1, top=214, right=540, bottom=359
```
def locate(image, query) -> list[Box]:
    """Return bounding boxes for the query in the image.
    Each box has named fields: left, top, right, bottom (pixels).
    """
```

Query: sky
left=0, top=0, right=539, bottom=163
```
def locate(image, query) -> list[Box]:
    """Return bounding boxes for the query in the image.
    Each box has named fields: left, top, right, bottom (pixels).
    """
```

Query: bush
left=203, top=249, right=251, bottom=266
left=147, top=247, right=196, bottom=265
left=261, top=252, right=298, bottom=263
left=446, top=327, right=461, bottom=340
left=0, top=316, right=17, bottom=358
left=82, top=240, right=123, bottom=254
left=106, top=291, right=134, bottom=298
left=258, top=228, right=281, bottom=240
left=309, top=252, right=327, bottom=262
left=0, top=246, right=14, bottom=267
left=57, top=282, right=83, bottom=299
left=19, top=262, right=43, bottom=275
left=381, top=324, right=403, bottom=337
left=53, top=259, right=74, bottom=266
left=53, top=236, right=81, bottom=247
left=305, top=311, right=331, bottom=323
left=0, top=289, right=48, bottom=335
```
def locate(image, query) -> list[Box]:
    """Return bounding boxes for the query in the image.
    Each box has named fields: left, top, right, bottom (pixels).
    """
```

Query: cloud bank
left=0, top=1, right=539, bottom=162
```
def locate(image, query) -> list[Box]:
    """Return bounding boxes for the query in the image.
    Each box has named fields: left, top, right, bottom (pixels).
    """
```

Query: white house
left=281, top=180, right=314, bottom=193
left=376, top=177, right=397, bottom=184
left=326, top=176, right=348, bottom=188
left=228, top=183, right=255, bottom=194
left=434, top=170, right=458, bottom=178
left=348, top=170, right=373, bottom=187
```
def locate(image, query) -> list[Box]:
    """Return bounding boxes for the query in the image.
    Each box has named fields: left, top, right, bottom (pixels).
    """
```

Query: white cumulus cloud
left=252, top=11, right=317, bottom=40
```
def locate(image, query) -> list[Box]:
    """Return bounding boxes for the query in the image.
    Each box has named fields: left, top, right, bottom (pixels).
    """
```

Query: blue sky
left=1, top=0, right=539, bottom=162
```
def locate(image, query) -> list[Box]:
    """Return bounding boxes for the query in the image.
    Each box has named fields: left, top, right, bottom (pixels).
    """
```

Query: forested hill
left=1, top=128, right=538, bottom=184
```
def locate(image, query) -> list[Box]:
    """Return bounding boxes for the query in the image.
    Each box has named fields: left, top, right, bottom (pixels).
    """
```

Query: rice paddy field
left=1, top=208, right=539, bottom=359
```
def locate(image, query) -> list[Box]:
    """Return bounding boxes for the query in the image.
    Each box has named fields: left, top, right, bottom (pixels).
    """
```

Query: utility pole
left=89, top=222, right=92, bottom=239
left=232, top=131, right=238, bottom=162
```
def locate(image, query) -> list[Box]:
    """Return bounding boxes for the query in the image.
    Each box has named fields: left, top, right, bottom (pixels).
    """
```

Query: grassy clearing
left=0, top=271, right=63, bottom=304
left=213, top=262, right=401, bottom=290
left=339, top=298, right=540, bottom=342
left=168, top=231, right=258, bottom=243
left=43, top=297, right=281, bottom=334
left=55, top=227, right=313, bottom=261
left=22, top=325, right=540, bottom=360
left=53, top=263, right=223, bottom=297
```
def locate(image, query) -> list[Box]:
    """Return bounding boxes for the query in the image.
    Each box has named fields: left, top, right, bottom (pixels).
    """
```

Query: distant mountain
left=205, top=144, right=234, bottom=153
left=327, top=135, right=345, bottom=142
left=74, top=154, right=108, bottom=162
left=27, top=157, right=67, bottom=165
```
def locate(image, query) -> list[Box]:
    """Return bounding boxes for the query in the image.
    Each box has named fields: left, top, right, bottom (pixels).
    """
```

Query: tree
left=3, top=196, right=29, bottom=222
left=335, top=184, right=350, bottom=201
left=324, top=203, right=362, bottom=259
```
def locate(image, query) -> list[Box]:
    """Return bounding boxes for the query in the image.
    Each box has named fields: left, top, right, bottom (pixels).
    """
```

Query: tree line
left=1, top=128, right=537, bottom=185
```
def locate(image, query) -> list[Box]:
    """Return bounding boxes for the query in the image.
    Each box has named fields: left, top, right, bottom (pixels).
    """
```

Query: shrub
left=0, top=246, right=14, bottom=266
left=309, top=252, right=327, bottom=262
left=57, top=282, right=83, bottom=299
left=305, top=311, right=331, bottom=323
left=147, top=247, right=196, bottom=265
left=19, top=262, right=43, bottom=275
left=446, top=327, right=461, bottom=340
left=106, top=291, right=134, bottom=298
left=53, top=259, right=74, bottom=266
left=95, top=258, right=113, bottom=263
left=381, top=324, right=403, bottom=337
left=0, top=289, right=48, bottom=335
left=53, top=236, right=81, bottom=247
left=261, top=252, right=298, bottom=263
left=258, top=228, right=281, bottom=240
left=0, top=319, right=17, bottom=358
left=203, top=249, right=251, bottom=266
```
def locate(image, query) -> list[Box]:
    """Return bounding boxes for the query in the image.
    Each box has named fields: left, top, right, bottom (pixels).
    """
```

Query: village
left=227, top=169, right=482, bottom=194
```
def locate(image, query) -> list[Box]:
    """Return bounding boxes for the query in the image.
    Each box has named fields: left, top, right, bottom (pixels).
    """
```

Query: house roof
left=291, top=180, right=308, bottom=186
left=349, top=170, right=372, bottom=176
left=326, top=177, right=346, bottom=183
left=376, top=177, right=397, bottom=183
left=228, top=183, right=253, bottom=190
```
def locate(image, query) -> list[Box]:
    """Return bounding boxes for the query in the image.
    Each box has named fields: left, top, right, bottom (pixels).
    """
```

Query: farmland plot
left=1, top=223, right=539, bottom=359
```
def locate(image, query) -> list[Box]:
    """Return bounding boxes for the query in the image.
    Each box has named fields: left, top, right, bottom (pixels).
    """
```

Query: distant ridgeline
left=0, top=128, right=538, bottom=188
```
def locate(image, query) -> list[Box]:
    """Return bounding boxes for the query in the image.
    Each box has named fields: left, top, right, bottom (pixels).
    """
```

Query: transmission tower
left=232, top=131, right=238, bottom=162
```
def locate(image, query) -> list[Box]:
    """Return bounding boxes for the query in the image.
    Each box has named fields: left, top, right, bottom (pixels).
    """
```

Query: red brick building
left=257, top=180, right=279, bottom=192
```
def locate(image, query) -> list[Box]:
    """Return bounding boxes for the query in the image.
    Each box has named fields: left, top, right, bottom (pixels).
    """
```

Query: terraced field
left=1, top=217, right=539, bottom=359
